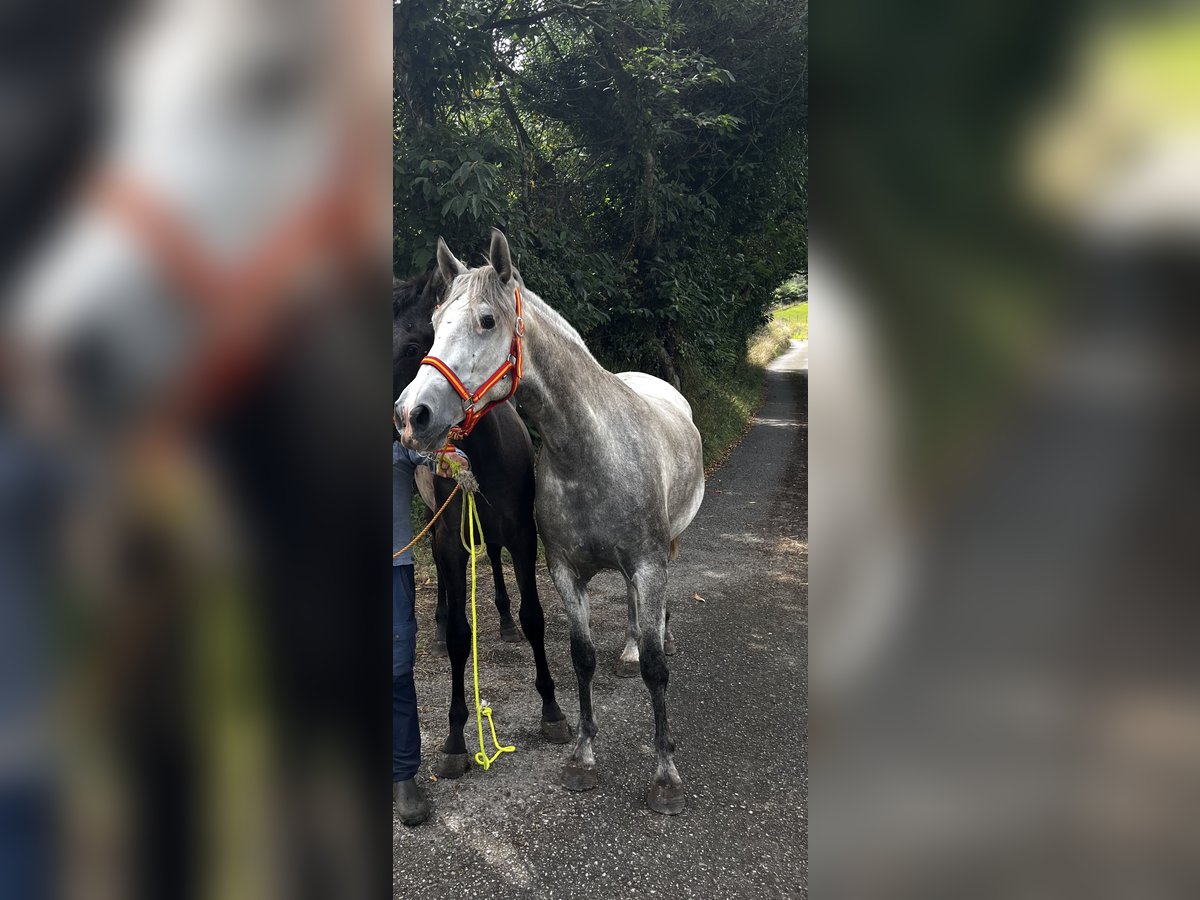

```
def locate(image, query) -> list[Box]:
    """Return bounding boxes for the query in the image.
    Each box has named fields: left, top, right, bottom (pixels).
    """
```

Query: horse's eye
left=403, top=344, right=420, bottom=358
left=480, top=314, right=496, bottom=330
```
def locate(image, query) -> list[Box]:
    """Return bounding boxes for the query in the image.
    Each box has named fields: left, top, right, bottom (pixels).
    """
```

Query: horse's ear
left=437, top=237, right=466, bottom=284
left=488, top=227, right=513, bottom=283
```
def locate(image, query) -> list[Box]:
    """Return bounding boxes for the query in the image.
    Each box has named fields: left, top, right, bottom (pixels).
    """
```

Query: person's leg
left=0, top=780, right=56, bottom=900
left=392, top=564, right=428, bottom=825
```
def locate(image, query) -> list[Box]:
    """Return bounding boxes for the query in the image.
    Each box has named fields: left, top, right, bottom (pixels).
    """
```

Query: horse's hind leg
left=619, top=578, right=676, bottom=675
left=548, top=560, right=599, bottom=790
left=512, top=533, right=568, bottom=743
left=633, top=563, right=685, bottom=814
left=616, top=581, right=641, bottom=678
left=487, top=543, right=522, bottom=642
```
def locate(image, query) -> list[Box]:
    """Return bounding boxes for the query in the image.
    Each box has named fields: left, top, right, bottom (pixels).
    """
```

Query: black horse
left=394, top=273, right=521, bottom=649
left=393, top=273, right=569, bottom=777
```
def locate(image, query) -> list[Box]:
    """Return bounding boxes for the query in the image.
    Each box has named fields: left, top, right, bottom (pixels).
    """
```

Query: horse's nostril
left=410, top=404, right=431, bottom=429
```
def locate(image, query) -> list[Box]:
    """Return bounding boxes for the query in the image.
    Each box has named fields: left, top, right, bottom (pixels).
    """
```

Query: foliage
left=772, top=273, right=808, bottom=307
left=395, top=0, right=808, bottom=390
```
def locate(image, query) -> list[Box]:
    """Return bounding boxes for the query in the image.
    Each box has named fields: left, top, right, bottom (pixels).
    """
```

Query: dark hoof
left=540, top=717, right=572, bottom=744
left=664, top=636, right=678, bottom=656
left=499, top=625, right=524, bottom=643
left=429, top=639, right=448, bottom=658
left=434, top=752, right=469, bottom=780
left=615, top=658, right=641, bottom=678
left=647, top=780, right=686, bottom=815
left=560, top=761, right=598, bottom=792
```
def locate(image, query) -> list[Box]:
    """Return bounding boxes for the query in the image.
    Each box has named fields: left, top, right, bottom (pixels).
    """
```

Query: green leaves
left=395, top=0, right=808, bottom=383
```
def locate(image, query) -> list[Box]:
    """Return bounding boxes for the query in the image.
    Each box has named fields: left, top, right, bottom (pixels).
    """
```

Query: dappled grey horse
left=397, top=229, right=705, bottom=814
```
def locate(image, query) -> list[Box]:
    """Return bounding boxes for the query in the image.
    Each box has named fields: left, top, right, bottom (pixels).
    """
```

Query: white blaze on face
left=397, top=288, right=513, bottom=448
left=13, top=213, right=141, bottom=348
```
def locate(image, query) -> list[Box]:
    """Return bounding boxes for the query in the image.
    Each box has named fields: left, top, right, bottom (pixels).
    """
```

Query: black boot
left=393, top=778, right=430, bottom=827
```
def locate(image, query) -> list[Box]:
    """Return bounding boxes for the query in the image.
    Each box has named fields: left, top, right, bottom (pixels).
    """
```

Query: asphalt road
left=394, top=341, right=808, bottom=899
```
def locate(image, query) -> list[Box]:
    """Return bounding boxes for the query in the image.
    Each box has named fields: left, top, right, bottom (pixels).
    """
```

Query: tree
left=394, top=0, right=808, bottom=384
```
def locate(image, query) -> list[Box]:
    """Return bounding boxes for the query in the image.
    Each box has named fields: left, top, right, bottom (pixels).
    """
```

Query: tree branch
left=488, top=2, right=604, bottom=31
left=497, top=83, right=534, bottom=154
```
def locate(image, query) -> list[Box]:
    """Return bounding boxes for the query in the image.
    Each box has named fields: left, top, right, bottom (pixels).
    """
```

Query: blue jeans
left=393, top=564, right=420, bottom=782
left=0, top=780, right=55, bottom=900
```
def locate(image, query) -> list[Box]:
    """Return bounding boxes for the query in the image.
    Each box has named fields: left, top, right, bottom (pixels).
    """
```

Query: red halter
left=87, top=146, right=368, bottom=427
left=419, top=286, right=525, bottom=441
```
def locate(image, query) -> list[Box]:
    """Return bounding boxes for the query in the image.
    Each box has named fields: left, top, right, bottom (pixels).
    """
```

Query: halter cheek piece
left=418, top=286, right=525, bottom=441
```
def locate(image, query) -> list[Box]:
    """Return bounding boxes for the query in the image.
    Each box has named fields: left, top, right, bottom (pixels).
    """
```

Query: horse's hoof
left=647, top=780, right=686, bottom=815
left=664, top=636, right=678, bottom=656
left=435, top=752, right=469, bottom=780
left=499, top=624, right=524, bottom=643
left=615, top=658, right=641, bottom=678
left=429, top=639, right=448, bottom=658
left=540, top=717, right=572, bottom=744
left=560, top=761, right=598, bottom=792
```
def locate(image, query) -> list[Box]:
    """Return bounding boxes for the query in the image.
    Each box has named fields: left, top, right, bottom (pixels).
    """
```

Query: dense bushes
left=395, top=0, right=807, bottom=393
left=772, top=273, right=809, bottom=307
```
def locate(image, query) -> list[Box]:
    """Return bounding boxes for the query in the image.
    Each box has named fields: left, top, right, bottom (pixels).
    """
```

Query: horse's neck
left=516, top=291, right=615, bottom=454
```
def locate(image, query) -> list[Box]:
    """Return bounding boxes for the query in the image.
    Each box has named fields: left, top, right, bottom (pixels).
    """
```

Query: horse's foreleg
left=634, top=564, right=684, bottom=814
left=616, top=579, right=641, bottom=678
left=434, top=543, right=471, bottom=780
left=512, top=533, right=568, bottom=743
left=548, top=560, right=599, bottom=791
left=487, top=543, right=522, bottom=642
left=431, top=568, right=448, bottom=657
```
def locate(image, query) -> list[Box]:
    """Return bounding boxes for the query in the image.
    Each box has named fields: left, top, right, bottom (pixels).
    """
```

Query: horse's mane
left=436, top=265, right=519, bottom=332
left=392, top=271, right=440, bottom=318
left=438, top=264, right=593, bottom=355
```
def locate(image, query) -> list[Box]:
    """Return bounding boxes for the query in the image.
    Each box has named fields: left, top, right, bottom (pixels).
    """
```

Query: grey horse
left=397, top=229, right=705, bottom=814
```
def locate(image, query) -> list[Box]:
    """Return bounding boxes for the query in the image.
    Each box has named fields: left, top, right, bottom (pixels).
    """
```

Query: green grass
left=682, top=301, right=811, bottom=470
left=694, top=299, right=809, bottom=468
left=682, top=361, right=766, bottom=470
left=773, top=301, right=808, bottom=341
left=747, top=319, right=792, bottom=368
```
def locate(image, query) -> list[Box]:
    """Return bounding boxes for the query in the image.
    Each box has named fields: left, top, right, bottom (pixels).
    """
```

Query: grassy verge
left=747, top=319, right=792, bottom=367
left=696, top=301, right=808, bottom=470
left=682, top=358, right=768, bottom=472
left=774, top=301, right=808, bottom=340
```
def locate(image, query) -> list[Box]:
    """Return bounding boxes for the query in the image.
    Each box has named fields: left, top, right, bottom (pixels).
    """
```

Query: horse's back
left=616, top=371, right=694, bottom=418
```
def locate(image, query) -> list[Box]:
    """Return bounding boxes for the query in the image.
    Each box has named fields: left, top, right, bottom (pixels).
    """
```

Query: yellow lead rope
left=392, top=483, right=461, bottom=560
left=460, top=489, right=516, bottom=770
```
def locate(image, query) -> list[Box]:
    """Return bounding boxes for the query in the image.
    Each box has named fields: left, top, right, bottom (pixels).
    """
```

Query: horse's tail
left=669, top=536, right=681, bottom=561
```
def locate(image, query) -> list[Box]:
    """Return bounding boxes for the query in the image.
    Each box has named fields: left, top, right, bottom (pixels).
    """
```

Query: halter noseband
left=418, top=286, right=525, bottom=441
